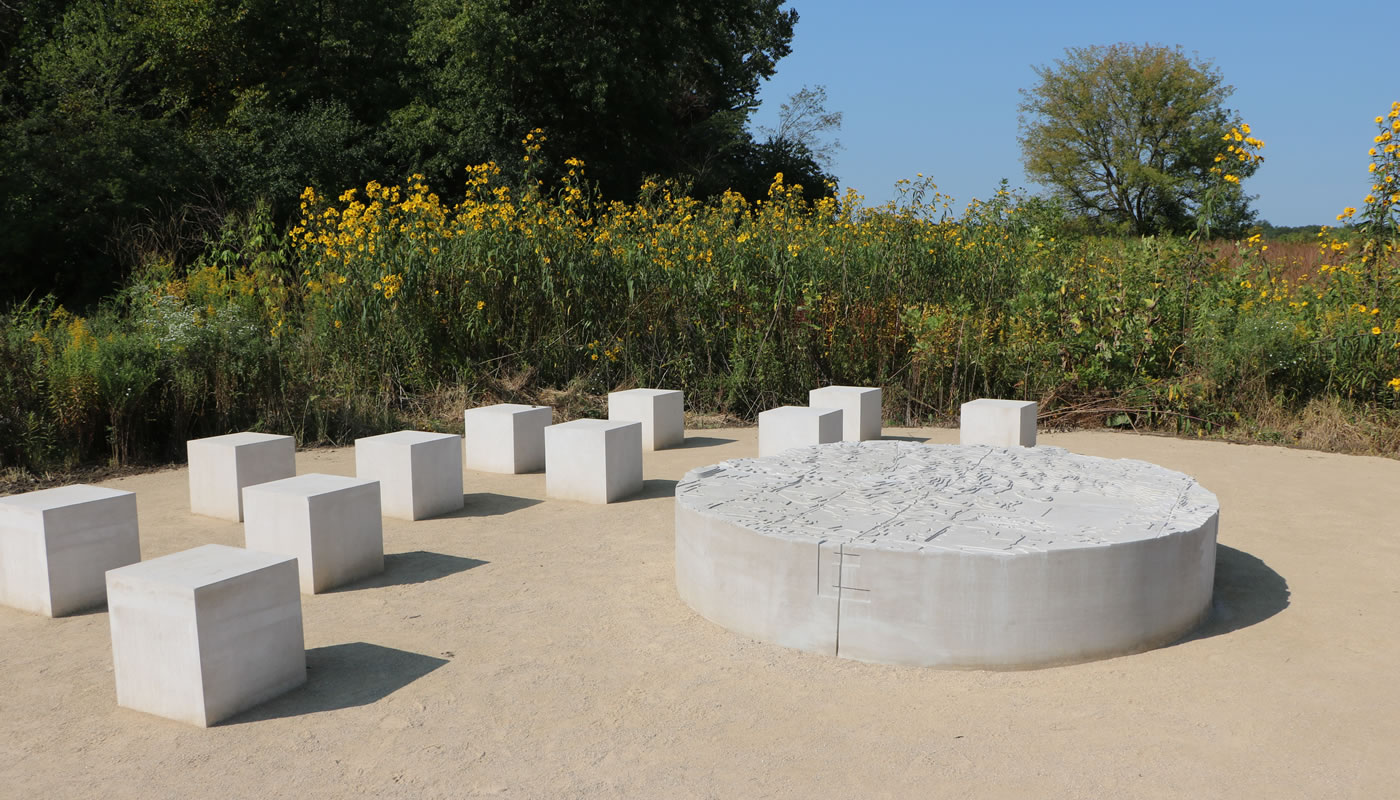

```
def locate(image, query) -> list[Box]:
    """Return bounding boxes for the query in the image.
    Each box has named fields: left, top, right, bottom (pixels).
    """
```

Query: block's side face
left=511, top=407, right=552, bottom=473
left=545, top=427, right=605, bottom=502
left=41, top=493, right=141, bottom=616
left=463, top=409, right=513, bottom=473
left=607, top=394, right=653, bottom=449
left=107, top=576, right=205, bottom=725
left=757, top=409, right=800, bottom=457
left=651, top=391, right=685, bottom=450
left=194, top=559, right=306, bottom=726
left=816, top=409, right=844, bottom=445
left=242, top=490, right=316, bottom=594
left=355, top=440, right=413, bottom=519
left=187, top=440, right=241, bottom=521
left=674, top=504, right=837, bottom=656
left=603, top=423, right=644, bottom=503
left=305, top=484, right=384, bottom=592
left=0, top=507, right=52, bottom=615
left=1018, top=402, right=1039, bottom=446
left=233, top=438, right=297, bottom=519
left=407, top=437, right=464, bottom=520
left=858, top=389, right=883, bottom=441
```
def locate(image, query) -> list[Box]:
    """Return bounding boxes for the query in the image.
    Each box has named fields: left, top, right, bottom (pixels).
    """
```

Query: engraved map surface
left=676, top=442, right=1219, bottom=554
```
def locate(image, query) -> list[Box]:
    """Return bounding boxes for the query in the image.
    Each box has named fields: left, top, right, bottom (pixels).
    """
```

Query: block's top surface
left=760, top=405, right=841, bottom=419
left=466, top=403, right=551, bottom=417
left=357, top=430, right=460, bottom=447
left=677, top=441, right=1218, bottom=555
left=961, top=398, right=1037, bottom=411
left=189, top=431, right=294, bottom=448
left=548, top=418, right=641, bottom=434
left=107, top=544, right=295, bottom=589
left=0, top=483, right=132, bottom=512
left=610, top=388, right=682, bottom=399
left=811, top=385, right=880, bottom=396
left=242, top=473, right=374, bottom=497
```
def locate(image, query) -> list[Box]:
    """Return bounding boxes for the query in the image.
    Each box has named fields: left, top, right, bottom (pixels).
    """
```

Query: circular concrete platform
left=674, top=441, right=1219, bottom=668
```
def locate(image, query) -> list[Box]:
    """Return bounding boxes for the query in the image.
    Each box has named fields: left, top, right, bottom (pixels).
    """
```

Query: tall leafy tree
left=1018, top=43, right=1258, bottom=236
left=399, top=0, right=799, bottom=197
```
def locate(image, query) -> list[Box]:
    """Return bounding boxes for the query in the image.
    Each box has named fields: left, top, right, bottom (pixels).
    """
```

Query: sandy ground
left=1, top=426, right=1398, bottom=799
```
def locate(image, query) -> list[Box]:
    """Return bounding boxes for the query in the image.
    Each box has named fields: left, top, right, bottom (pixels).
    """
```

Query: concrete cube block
left=544, top=419, right=643, bottom=504
left=464, top=404, right=553, bottom=474
left=242, top=474, right=384, bottom=594
left=607, top=388, right=684, bottom=450
left=809, top=386, right=882, bottom=442
left=187, top=432, right=296, bottom=521
left=0, top=485, right=140, bottom=617
left=960, top=399, right=1038, bottom=447
left=106, top=544, right=306, bottom=727
left=758, top=406, right=843, bottom=457
left=354, top=430, right=463, bottom=520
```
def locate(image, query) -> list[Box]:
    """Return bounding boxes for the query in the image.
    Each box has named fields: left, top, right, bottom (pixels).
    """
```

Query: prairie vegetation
left=2, top=106, right=1397, bottom=480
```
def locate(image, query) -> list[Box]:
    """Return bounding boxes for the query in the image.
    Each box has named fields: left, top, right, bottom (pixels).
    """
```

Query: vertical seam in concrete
left=834, top=542, right=844, bottom=658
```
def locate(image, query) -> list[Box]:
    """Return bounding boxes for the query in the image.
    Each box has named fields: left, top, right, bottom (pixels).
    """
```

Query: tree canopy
left=0, top=0, right=806, bottom=304
left=1018, top=43, right=1259, bottom=236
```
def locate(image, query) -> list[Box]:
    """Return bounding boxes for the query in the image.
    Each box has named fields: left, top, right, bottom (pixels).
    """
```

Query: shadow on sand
left=333, top=550, right=486, bottom=592
left=1180, top=543, right=1290, bottom=643
left=677, top=436, right=737, bottom=449
left=227, top=642, right=449, bottom=724
left=438, top=492, right=543, bottom=519
left=878, top=434, right=931, bottom=444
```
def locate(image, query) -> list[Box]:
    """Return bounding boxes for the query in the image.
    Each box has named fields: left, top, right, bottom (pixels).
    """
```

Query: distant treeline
left=0, top=0, right=831, bottom=306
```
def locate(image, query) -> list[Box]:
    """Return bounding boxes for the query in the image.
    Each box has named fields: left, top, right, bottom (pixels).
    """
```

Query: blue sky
left=748, top=0, right=1393, bottom=227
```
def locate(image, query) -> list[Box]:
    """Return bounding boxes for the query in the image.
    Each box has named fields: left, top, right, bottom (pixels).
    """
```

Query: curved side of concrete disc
left=673, top=442, right=1220, bottom=669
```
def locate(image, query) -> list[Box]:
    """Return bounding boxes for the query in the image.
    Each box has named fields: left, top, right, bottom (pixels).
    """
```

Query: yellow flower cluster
left=1210, top=123, right=1265, bottom=185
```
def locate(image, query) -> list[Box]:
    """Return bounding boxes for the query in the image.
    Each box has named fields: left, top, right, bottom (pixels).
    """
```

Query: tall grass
left=2, top=122, right=1398, bottom=477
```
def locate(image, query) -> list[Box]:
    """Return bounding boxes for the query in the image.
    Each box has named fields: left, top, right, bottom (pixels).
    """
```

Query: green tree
left=398, top=0, right=798, bottom=198
left=1018, top=43, right=1259, bottom=236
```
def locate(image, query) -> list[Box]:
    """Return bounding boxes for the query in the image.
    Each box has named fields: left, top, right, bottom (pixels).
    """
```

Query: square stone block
left=607, top=388, right=684, bottom=450
left=355, top=430, right=463, bottom=520
left=187, top=432, right=296, bottom=521
left=464, top=404, right=553, bottom=474
left=758, top=406, right=843, bottom=457
left=544, top=419, right=643, bottom=504
left=960, top=399, right=1038, bottom=447
left=242, top=474, right=384, bottom=594
left=808, top=386, right=882, bottom=442
left=0, top=485, right=140, bottom=617
left=106, top=544, right=306, bottom=727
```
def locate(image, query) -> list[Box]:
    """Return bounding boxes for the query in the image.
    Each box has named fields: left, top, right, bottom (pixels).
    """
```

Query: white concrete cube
left=106, top=544, right=305, bottom=727
left=0, top=485, right=140, bottom=617
left=242, top=474, right=384, bottom=594
left=544, top=419, right=643, bottom=504
left=464, top=404, right=553, bottom=473
left=187, top=432, right=296, bottom=521
left=960, top=399, right=1038, bottom=447
left=607, top=388, right=684, bottom=450
left=758, top=406, right=843, bottom=457
left=354, top=430, right=463, bottom=520
left=808, top=386, right=882, bottom=442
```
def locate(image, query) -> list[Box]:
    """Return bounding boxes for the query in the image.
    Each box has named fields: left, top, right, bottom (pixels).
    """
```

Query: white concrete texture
left=354, top=430, right=464, bottom=520
left=757, top=406, right=842, bottom=457
left=464, top=404, right=553, bottom=474
left=808, top=386, right=882, bottom=442
left=242, top=474, right=384, bottom=594
left=106, top=544, right=306, bottom=727
left=544, top=419, right=643, bottom=504
left=674, top=441, right=1219, bottom=669
left=959, top=398, right=1038, bottom=447
left=607, top=389, right=685, bottom=450
left=187, top=432, right=296, bottom=521
left=0, top=485, right=140, bottom=617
